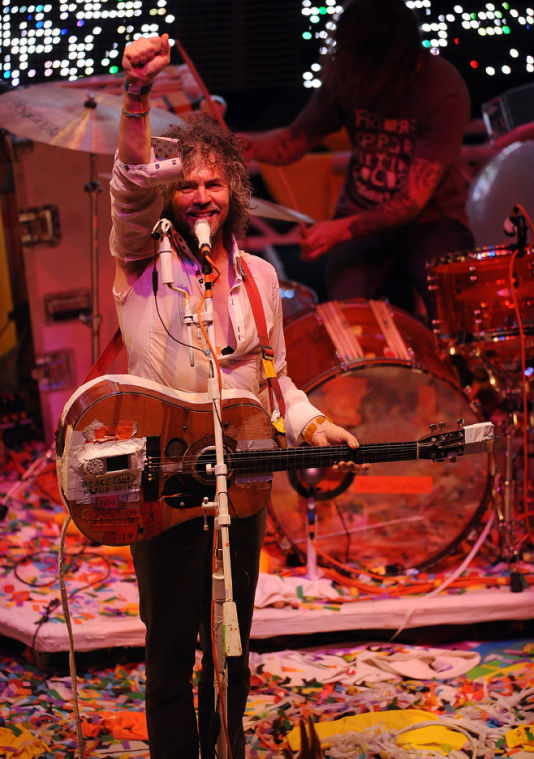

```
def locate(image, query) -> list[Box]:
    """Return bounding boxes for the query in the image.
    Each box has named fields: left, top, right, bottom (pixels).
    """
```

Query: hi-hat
left=0, top=81, right=185, bottom=155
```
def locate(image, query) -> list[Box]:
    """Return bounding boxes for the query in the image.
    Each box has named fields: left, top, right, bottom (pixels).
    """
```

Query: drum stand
left=493, top=213, right=532, bottom=584
left=300, top=469, right=324, bottom=580
left=493, top=427, right=521, bottom=590
left=490, top=404, right=530, bottom=591
left=80, top=153, right=102, bottom=363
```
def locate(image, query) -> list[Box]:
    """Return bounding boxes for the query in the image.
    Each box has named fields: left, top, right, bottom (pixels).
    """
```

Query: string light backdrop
left=301, top=2, right=534, bottom=104
left=0, top=2, right=533, bottom=111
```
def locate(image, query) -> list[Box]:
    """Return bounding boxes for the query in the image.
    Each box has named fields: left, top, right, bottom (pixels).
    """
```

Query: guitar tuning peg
left=449, top=455, right=457, bottom=463
left=429, top=423, right=437, bottom=432
left=457, top=418, right=464, bottom=428
left=438, top=422, right=446, bottom=431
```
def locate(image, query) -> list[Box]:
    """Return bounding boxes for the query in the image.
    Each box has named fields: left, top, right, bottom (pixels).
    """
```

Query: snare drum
left=270, top=299, right=490, bottom=572
left=427, top=245, right=534, bottom=359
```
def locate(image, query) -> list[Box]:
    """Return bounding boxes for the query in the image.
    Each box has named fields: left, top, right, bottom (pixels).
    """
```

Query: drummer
left=242, top=0, right=475, bottom=323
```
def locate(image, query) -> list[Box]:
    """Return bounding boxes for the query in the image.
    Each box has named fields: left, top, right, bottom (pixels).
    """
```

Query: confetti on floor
left=1, top=632, right=534, bottom=757
left=1, top=443, right=534, bottom=757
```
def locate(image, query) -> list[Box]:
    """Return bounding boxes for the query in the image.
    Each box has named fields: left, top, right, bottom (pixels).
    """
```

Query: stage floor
left=1, top=444, right=533, bottom=654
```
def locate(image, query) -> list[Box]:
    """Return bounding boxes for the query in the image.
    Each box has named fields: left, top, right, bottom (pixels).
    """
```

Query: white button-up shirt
left=109, top=152, right=322, bottom=445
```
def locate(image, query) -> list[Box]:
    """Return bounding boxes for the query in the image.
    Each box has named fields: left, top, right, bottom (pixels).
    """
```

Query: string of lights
left=0, top=2, right=533, bottom=98
left=300, top=1, right=534, bottom=89
left=0, top=1, right=175, bottom=87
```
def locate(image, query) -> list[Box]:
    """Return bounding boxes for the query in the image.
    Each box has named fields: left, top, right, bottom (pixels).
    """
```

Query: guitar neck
left=231, top=441, right=418, bottom=475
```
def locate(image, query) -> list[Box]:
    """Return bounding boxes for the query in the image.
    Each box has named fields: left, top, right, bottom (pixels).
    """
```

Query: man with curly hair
left=111, top=34, right=363, bottom=759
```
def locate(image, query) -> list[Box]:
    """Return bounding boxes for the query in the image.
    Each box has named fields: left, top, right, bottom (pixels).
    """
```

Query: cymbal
left=249, top=196, right=315, bottom=224
left=0, top=82, right=185, bottom=155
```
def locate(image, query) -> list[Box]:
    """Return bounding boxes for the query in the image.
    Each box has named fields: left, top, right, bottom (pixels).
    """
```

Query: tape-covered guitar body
left=55, top=374, right=276, bottom=545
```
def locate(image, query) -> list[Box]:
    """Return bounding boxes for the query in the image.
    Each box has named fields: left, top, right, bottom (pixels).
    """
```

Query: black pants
left=325, top=219, right=475, bottom=323
left=131, top=508, right=266, bottom=759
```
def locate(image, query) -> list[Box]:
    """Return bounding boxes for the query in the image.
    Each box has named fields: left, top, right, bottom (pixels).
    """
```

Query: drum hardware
left=248, top=196, right=314, bottom=225
left=292, top=468, right=330, bottom=580
left=491, top=418, right=530, bottom=591
left=0, top=82, right=186, bottom=155
left=428, top=242, right=533, bottom=574
left=316, top=301, right=366, bottom=361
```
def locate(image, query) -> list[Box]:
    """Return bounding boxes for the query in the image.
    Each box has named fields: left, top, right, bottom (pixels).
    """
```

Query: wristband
left=302, top=415, right=330, bottom=444
left=121, top=106, right=150, bottom=119
left=124, top=80, right=153, bottom=96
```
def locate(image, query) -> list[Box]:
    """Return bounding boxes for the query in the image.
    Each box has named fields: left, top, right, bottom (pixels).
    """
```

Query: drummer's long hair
left=322, top=0, right=424, bottom=116
left=161, top=114, right=252, bottom=246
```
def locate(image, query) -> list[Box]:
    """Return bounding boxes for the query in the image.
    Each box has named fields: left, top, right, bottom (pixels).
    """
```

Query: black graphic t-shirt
left=348, top=110, right=416, bottom=205
left=294, top=53, right=471, bottom=226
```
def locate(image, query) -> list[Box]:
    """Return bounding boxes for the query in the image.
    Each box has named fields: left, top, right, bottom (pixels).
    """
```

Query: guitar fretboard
left=194, top=441, right=419, bottom=475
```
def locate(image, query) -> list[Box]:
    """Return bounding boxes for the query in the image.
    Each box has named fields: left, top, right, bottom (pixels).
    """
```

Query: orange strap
left=239, top=257, right=286, bottom=421
left=83, top=327, right=124, bottom=384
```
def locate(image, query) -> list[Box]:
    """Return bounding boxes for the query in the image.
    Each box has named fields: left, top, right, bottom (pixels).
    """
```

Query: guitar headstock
left=418, top=420, right=495, bottom=462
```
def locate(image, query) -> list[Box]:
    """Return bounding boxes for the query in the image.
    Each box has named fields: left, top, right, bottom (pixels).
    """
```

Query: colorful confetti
left=1, top=443, right=533, bottom=757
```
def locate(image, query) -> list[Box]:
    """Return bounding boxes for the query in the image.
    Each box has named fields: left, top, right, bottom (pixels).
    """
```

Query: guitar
left=55, top=374, right=495, bottom=546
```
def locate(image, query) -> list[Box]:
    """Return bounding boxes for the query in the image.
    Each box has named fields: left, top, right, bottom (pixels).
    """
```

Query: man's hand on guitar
left=302, top=416, right=370, bottom=473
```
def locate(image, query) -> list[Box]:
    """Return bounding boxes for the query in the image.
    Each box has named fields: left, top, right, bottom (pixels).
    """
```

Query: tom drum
left=427, top=244, right=534, bottom=363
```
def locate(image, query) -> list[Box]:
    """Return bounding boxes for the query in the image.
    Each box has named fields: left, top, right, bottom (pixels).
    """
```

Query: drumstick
left=271, top=167, right=308, bottom=235
left=175, top=38, right=309, bottom=235
left=175, top=38, right=228, bottom=131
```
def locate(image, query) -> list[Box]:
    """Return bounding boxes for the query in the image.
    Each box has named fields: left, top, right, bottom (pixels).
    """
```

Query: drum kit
left=1, top=80, right=533, bottom=576
left=270, top=236, right=534, bottom=577
left=426, top=237, right=534, bottom=576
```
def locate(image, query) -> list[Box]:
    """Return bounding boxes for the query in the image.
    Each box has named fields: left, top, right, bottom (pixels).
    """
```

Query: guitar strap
left=82, top=327, right=124, bottom=383
left=239, top=256, right=286, bottom=431
left=79, top=257, right=287, bottom=432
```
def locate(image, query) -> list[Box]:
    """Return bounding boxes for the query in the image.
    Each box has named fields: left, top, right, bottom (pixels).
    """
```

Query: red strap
left=83, top=327, right=124, bottom=384
left=239, top=256, right=286, bottom=419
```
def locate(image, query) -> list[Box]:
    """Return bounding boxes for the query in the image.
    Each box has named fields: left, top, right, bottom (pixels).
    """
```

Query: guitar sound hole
left=165, top=438, right=187, bottom=458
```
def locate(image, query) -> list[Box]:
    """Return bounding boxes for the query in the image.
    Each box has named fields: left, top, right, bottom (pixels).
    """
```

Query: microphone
left=152, top=218, right=174, bottom=285
left=503, top=205, right=523, bottom=237
left=503, top=204, right=528, bottom=254
left=194, top=218, right=211, bottom=257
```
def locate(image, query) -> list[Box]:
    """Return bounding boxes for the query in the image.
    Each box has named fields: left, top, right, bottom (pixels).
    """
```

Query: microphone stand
left=198, top=245, right=242, bottom=759
left=154, top=216, right=241, bottom=757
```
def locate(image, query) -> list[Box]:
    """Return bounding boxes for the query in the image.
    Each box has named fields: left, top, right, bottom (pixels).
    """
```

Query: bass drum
left=270, top=299, right=490, bottom=572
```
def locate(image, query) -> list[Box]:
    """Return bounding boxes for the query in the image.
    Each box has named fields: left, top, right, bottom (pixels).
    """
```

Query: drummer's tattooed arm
left=243, top=124, right=318, bottom=164
left=299, top=156, right=449, bottom=261
left=349, top=157, right=445, bottom=237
